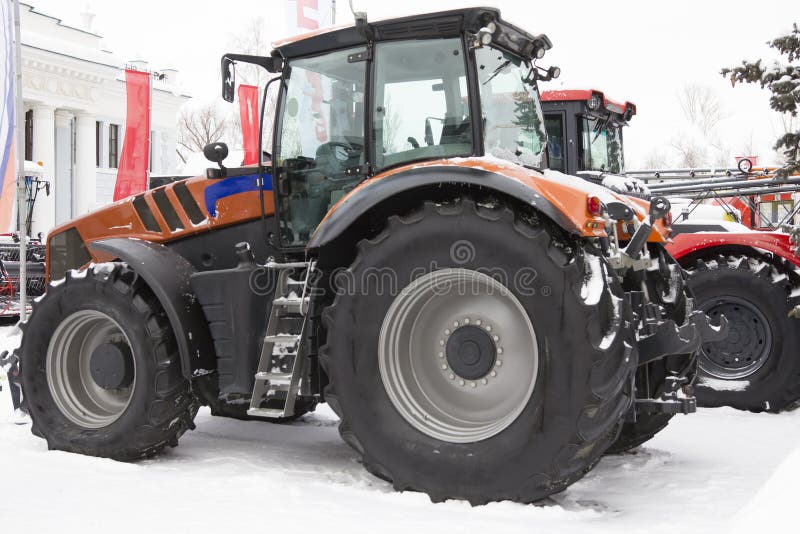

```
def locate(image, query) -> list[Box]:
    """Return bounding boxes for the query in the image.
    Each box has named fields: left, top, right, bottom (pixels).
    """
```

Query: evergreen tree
left=722, top=23, right=799, bottom=178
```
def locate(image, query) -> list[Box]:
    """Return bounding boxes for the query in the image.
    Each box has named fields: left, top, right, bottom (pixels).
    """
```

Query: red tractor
left=543, top=89, right=800, bottom=413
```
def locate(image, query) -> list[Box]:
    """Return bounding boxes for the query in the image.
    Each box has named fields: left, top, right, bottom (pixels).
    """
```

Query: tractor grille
left=48, top=227, right=91, bottom=280
left=132, top=195, right=162, bottom=232
left=152, top=188, right=184, bottom=232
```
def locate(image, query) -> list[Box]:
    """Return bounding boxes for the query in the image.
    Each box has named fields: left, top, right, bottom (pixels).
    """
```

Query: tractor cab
left=541, top=89, right=636, bottom=176
left=221, top=9, right=558, bottom=248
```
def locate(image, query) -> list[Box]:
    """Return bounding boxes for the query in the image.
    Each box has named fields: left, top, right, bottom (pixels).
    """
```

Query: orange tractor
left=18, top=9, right=722, bottom=504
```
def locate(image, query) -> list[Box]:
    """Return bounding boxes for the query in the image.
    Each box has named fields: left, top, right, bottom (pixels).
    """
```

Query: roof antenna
left=348, top=0, right=366, bottom=21
left=349, top=0, right=373, bottom=39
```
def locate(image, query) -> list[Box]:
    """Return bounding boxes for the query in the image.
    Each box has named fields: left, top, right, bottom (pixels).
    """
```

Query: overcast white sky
left=25, top=0, right=799, bottom=168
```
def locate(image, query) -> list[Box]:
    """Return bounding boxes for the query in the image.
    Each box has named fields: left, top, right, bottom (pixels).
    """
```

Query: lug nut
left=485, top=325, right=492, bottom=332
left=439, top=340, right=445, bottom=346
left=438, top=352, right=444, bottom=358
left=441, top=364, right=447, bottom=370
left=481, top=378, right=488, bottom=385
left=476, top=319, right=482, bottom=326
left=497, top=347, right=503, bottom=355
left=449, top=373, right=455, bottom=380
left=453, top=321, right=459, bottom=327
left=493, top=335, right=499, bottom=342
left=470, top=382, right=476, bottom=388
left=445, top=329, right=451, bottom=335
left=490, top=371, right=497, bottom=377
left=459, top=380, right=465, bottom=386
left=496, top=360, right=503, bottom=367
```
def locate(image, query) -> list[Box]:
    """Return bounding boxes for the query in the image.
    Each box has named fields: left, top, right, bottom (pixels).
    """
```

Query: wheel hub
left=90, top=341, right=134, bottom=390
left=699, top=296, right=772, bottom=379
left=446, top=325, right=496, bottom=380
left=379, top=268, right=538, bottom=443
left=46, top=310, right=136, bottom=429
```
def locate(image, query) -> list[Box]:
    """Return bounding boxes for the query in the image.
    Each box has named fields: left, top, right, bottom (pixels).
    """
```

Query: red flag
left=238, top=84, right=259, bottom=165
left=1, top=2, right=17, bottom=231
left=113, top=69, right=151, bottom=201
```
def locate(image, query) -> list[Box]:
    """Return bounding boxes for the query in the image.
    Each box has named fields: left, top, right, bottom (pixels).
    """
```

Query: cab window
left=372, top=38, right=471, bottom=170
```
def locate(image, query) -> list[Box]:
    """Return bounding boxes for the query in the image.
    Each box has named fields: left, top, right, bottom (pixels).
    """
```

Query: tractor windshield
left=476, top=46, right=547, bottom=169
left=579, top=117, right=624, bottom=173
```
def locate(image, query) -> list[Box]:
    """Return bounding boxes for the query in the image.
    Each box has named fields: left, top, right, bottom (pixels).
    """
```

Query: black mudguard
left=89, top=238, right=216, bottom=378
left=307, top=166, right=580, bottom=249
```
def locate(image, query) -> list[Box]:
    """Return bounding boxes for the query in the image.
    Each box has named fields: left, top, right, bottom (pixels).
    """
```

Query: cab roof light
left=587, top=92, right=603, bottom=111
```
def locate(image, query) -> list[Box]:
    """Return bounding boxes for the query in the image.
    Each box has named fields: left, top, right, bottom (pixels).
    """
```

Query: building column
left=54, top=109, right=74, bottom=225
left=75, top=111, right=97, bottom=214
left=31, top=104, right=56, bottom=237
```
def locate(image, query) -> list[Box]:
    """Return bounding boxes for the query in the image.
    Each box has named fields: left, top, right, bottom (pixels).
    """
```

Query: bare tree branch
left=678, top=84, right=728, bottom=138
left=176, top=101, right=231, bottom=161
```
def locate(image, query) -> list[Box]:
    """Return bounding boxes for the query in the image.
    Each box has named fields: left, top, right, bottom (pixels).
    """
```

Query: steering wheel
left=316, top=141, right=363, bottom=181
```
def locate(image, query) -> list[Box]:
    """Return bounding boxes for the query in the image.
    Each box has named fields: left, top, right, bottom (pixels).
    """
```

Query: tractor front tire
left=320, top=199, right=635, bottom=504
left=20, top=263, right=198, bottom=460
left=688, top=254, right=800, bottom=412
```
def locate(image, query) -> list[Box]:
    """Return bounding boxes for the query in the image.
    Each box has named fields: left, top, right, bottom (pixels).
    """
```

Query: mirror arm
left=223, top=53, right=283, bottom=73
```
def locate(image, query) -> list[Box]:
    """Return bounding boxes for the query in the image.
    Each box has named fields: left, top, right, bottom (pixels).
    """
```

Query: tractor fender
left=667, top=232, right=800, bottom=269
left=307, top=165, right=579, bottom=249
left=89, top=238, right=217, bottom=378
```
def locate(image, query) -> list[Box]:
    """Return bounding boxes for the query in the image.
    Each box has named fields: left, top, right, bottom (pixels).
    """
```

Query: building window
left=24, top=109, right=33, bottom=161
left=108, top=124, right=119, bottom=168
left=96, top=121, right=101, bottom=167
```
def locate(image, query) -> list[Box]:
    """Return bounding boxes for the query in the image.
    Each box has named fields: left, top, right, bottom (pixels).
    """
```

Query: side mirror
left=204, top=142, right=229, bottom=168
left=222, top=57, right=235, bottom=103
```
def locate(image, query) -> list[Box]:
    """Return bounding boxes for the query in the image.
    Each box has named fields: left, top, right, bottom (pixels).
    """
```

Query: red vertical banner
left=1, top=1, right=17, bottom=231
left=238, top=84, right=259, bottom=165
left=113, top=69, right=151, bottom=201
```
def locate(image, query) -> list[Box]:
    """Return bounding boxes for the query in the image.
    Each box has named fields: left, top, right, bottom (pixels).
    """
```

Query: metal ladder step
left=264, top=334, right=301, bottom=344
left=272, top=295, right=309, bottom=314
left=247, top=407, right=288, bottom=418
left=249, top=259, right=316, bottom=420
left=264, top=261, right=313, bottom=269
left=254, top=371, right=292, bottom=384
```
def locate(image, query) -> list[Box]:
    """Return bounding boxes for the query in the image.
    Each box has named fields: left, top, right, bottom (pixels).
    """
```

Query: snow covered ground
left=1, top=322, right=798, bottom=534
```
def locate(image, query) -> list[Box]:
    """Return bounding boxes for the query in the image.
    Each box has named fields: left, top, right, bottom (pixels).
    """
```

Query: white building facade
left=19, top=3, right=189, bottom=236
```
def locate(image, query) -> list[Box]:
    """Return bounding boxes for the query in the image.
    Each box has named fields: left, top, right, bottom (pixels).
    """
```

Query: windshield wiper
left=591, top=113, right=613, bottom=144
left=521, top=163, right=544, bottom=172
left=482, top=59, right=511, bottom=86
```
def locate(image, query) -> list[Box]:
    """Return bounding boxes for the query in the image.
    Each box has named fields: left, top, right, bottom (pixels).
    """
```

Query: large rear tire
left=320, top=199, right=635, bottom=504
left=687, top=254, right=800, bottom=412
left=20, top=263, right=198, bottom=460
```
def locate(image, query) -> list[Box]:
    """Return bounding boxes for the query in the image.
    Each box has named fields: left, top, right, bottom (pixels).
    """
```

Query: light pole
left=13, top=0, right=26, bottom=322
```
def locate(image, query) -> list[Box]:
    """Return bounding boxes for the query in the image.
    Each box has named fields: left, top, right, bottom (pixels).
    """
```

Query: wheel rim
left=699, top=296, right=772, bottom=380
left=46, top=310, right=136, bottom=429
left=379, top=268, right=538, bottom=443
